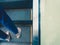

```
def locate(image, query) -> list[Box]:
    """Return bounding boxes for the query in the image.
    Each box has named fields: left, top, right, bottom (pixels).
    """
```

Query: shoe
left=5, top=31, right=11, bottom=42
left=16, top=27, right=21, bottom=38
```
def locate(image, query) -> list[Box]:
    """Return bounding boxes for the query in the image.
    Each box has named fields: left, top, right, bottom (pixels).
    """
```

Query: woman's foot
left=16, top=27, right=21, bottom=38
left=5, top=31, right=11, bottom=42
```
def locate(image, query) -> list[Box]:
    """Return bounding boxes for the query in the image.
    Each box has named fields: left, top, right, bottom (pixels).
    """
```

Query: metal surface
left=33, top=0, right=39, bottom=45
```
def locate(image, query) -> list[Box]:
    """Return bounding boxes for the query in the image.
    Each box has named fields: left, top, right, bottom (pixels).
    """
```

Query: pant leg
left=0, top=8, right=18, bottom=34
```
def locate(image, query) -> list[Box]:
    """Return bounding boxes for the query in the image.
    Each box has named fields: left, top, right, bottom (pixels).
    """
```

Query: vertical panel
left=33, top=0, right=39, bottom=45
left=41, top=0, right=60, bottom=45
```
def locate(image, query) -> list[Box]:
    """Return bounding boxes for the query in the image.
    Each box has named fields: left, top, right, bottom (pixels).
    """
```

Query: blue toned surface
left=33, top=36, right=39, bottom=45
left=0, top=6, right=19, bottom=34
left=0, top=0, right=32, bottom=9
left=0, top=8, right=32, bottom=44
left=5, top=9, right=31, bottom=21
left=0, top=1, right=32, bottom=45
left=0, top=0, right=24, bottom=2
left=0, top=25, right=32, bottom=45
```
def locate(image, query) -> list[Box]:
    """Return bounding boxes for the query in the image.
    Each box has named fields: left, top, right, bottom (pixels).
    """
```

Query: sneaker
left=16, top=27, right=21, bottom=38
left=5, top=31, right=11, bottom=42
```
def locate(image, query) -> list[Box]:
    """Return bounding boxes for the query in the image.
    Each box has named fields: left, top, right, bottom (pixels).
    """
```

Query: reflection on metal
left=5, top=9, right=31, bottom=20
left=0, top=8, right=33, bottom=45
left=33, top=0, right=39, bottom=45
left=38, top=0, right=40, bottom=44
left=0, top=26, right=32, bottom=43
left=0, top=0, right=33, bottom=45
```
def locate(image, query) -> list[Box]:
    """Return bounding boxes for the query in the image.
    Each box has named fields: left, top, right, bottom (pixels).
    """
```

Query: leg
left=0, top=7, right=21, bottom=38
left=0, top=8, right=18, bottom=34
